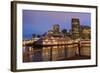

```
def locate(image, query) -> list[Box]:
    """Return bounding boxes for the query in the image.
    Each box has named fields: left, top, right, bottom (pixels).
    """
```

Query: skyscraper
left=52, top=24, right=60, bottom=34
left=72, top=18, right=80, bottom=39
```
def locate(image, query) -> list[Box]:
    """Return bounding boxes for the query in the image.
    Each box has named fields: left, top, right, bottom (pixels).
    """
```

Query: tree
left=32, top=34, right=36, bottom=38
left=37, top=35, right=41, bottom=38
left=61, top=29, right=67, bottom=37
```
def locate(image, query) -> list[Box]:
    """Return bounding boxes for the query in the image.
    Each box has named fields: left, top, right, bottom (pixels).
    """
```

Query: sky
left=23, top=10, right=91, bottom=40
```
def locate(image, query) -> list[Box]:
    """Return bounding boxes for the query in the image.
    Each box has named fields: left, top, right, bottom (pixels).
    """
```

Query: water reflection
left=23, top=44, right=91, bottom=62
left=23, top=45, right=75, bottom=62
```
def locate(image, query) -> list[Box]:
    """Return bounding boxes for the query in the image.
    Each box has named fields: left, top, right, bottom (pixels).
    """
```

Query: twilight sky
left=23, top=10, right=91, bottom=40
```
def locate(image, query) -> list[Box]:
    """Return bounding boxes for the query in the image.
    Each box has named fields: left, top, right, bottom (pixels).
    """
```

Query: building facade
left=72, top=18, right=80, bottom=40
left=23, top=18, right=91, bottom=62
left=80, top=25, right=91, bottom=39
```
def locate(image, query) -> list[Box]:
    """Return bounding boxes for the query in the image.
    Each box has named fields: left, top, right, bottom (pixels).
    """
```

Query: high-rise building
left=52, top=24, right=60, bottom=34
left=80, top=25, right=91, bottom=39
left=72, top=18, right=80, bottom=39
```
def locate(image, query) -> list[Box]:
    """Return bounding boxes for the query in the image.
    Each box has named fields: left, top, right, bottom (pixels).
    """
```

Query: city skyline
left=23, top=10, right=91, bottom=40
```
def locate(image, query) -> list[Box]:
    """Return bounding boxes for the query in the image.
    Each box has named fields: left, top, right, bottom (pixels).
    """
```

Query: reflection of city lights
left=23, top=20, right=91, bottom=62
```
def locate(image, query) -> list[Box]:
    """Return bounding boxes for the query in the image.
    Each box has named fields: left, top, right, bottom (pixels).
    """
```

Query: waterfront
left=22, top=18, right=91, bottom=62
left=23, top=40, right=91, bottom=62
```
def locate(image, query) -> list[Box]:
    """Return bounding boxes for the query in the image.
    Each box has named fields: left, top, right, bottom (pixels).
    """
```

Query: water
left=23, top=44, right=90, bottom=62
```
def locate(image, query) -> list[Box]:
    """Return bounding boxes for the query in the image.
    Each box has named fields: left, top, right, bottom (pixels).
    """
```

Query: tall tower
left=53, top=24, right=60, bottom=34
left=72, top=18, right=80, bottom=40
